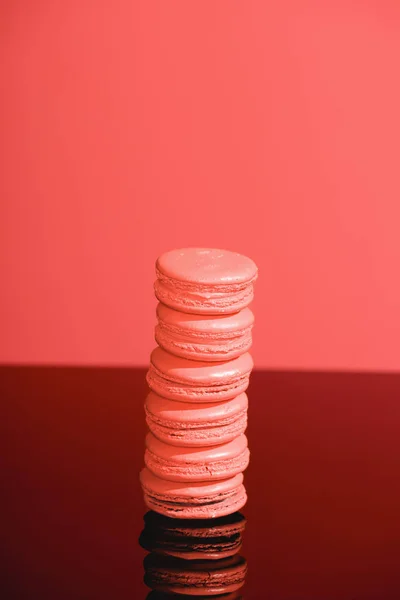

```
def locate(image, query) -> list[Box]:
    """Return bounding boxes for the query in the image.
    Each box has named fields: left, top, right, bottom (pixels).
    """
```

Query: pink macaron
left=155, top=303, right=254, bottom=362
left=145, top=391, right=248, bottom=447
left=146, top=347, right=253, bottom=403
left=144, top=432, right=249, bottom=482
left=140, top=468, right=247, bottom=519
left=154, top=248, right=258, bottom=315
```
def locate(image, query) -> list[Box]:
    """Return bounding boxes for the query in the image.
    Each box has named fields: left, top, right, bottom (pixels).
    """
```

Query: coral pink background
left=1, top=1, right=400, bottom=370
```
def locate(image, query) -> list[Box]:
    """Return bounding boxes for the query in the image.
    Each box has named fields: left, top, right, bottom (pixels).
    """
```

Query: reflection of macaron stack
left=140, top=511, right=247, bottom=560
left=141, top=248, right=257, bottom=519
left=146, top=592, right=243, bottom=600
left=139, top=510, right=248, bottom=596
left=144, top=553, right=247, bottom=597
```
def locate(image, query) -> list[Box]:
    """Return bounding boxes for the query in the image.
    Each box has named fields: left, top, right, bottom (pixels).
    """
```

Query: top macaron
left=154, top=248, right=258, bottom=314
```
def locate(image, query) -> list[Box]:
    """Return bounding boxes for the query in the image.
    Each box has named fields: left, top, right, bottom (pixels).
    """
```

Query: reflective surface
left=2, top=367, right=400, bottom=599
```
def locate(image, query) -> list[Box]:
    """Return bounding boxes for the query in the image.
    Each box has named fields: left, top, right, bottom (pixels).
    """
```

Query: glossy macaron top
left=145, top=391, right=248, bottom=424
left=156, top=303, right=255, bottom=334
left=156, top=248, right=258, bottom=286
left=145, top=432, right=248, bottom=463
left=149, top=347, right=254, bottom=385
left=140, top=468, right=244, bottom=497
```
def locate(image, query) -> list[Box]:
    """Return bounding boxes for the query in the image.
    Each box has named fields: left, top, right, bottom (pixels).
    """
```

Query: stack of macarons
left=140, top=511, right=248, bottom=597
left=140, top=248, right=257, bottom=521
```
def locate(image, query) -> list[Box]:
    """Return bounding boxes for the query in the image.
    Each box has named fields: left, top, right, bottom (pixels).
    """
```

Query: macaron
left=155, top=304, right=254, bottom=362
left=154, top=248, right=258, bottom=315
left=146, top=347, right=253, bottom=403
left=139, top=510, right=247, bottom=560
left=144, top=432, right=250, bottom=482
left=144, top=553, right=247, bottom=596
left=145, top=391, right=248, bottom=447
left=140, top=468, right=247, bottom=519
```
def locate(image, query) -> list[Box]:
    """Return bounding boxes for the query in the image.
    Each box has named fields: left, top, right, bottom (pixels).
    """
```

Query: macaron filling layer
left=155, top=278, right=255, bottom=313
left=155, top=267, right=257, bottom=293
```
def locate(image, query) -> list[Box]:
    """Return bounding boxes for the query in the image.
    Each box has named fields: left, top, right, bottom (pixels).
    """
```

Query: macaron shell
left=154, top=279, right=255, bottom=315
left=156, top=304, right=255, bottom=334
left=147, top=369, right=250, bottom=403
left=144, top=433, right=250, bottom=481
left=146, top=432, right=248, bottom=462
left=149, top=348, right=253, bottom=386
left=156, top=248, right=258, bottom=285
left=145, top=392, right=248, bottom=425
left=141, top=468, right=243, bottom=496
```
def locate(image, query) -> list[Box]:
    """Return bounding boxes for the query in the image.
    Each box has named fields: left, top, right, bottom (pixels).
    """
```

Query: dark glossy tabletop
left=2, top=367, right=400, bottom=599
